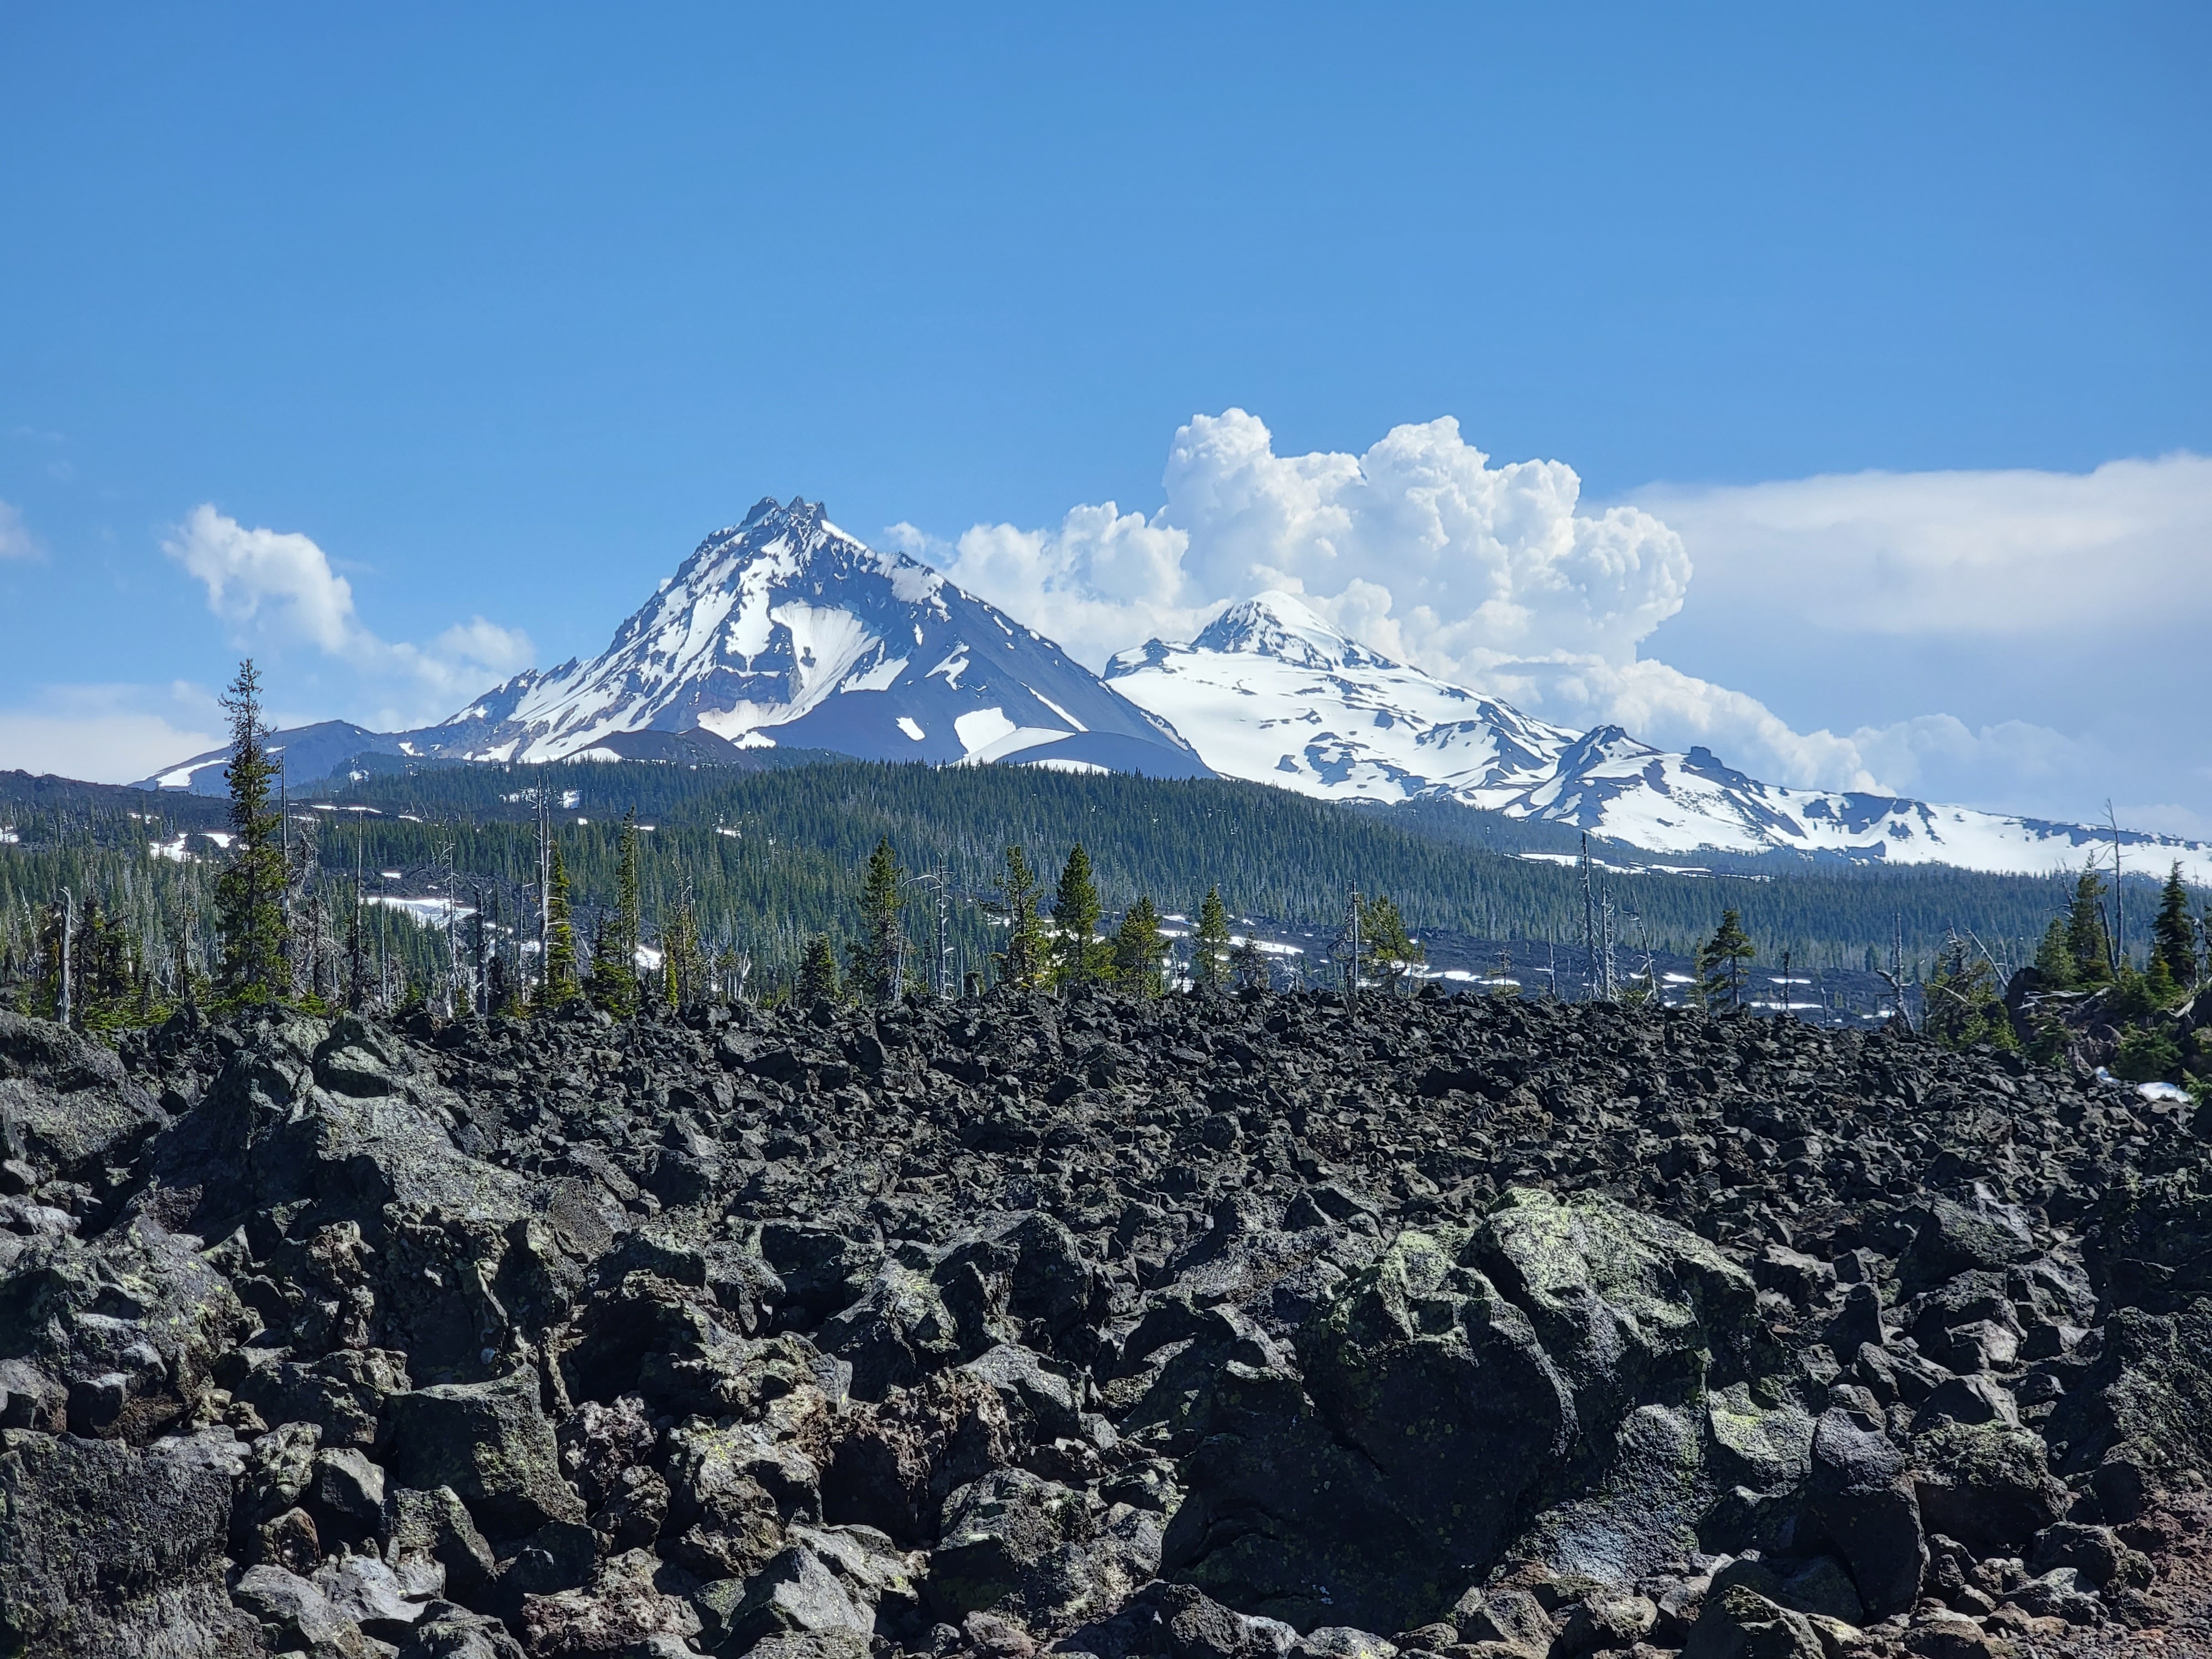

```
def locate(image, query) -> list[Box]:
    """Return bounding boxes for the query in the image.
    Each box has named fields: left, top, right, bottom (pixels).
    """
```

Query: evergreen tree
left=984, top=845, right=1051, bottom=991
left=2153, top=862, right=2198, bottom=992
left=1359, top=894, right=1423, bottom=993
left=848, top=836, right=905, bottom=1003
left=1697, top=909, right=1756, bottom=1010
left=588, top=810, right=643, bottom=1016
left=1111, top=896, right=1166, bottom=997
left=2032, top=915, right=2077, bottom=990
left=661, top=881, right=706, bottom=1006
left=1051, top=843, right=1107, bottom=989
left=1230, top=933, right=1271, bottom=992
left=2065, top=865, right=2112, bottom=985
left=1191, top=886, right=1232, bottom=989
left=796, top=933, right=841, bottom=1004
left=537, top=841, right=579, bottom=1010
left=1923, top=935, right=2017, bottom=1051
left=212, top=660, right=289, bottom=1006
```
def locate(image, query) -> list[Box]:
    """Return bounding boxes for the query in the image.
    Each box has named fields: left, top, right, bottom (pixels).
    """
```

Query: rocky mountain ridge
left=3, top=987, right=2211, bottom=1657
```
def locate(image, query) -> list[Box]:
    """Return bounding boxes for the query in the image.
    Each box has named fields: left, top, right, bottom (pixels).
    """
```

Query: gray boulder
left=382, top=1368, right=584, bottom=1538
left=0, top=1427, right=259, bottom=1657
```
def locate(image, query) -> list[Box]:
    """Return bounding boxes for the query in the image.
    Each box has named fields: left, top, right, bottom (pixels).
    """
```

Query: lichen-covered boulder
left=382, top=1368, right=585, bottom=1538
left=0, top=1427, right=258, bottom=1658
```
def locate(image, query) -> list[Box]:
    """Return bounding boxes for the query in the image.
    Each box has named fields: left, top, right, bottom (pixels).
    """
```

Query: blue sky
left=3, top=5, right=2207, bottom=830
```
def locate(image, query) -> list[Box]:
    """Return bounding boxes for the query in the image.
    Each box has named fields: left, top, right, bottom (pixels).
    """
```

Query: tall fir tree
left=796, top=933, right=841, bottom=1004
left=848, top=836, right=905, bottom=1003
left=985, top=844, right=1051, bottom=991
left=1051, top=843, right=1107, bottom=989
left=1112, top=896, right=1166, bottom=997
left=1697, top=909, right=1756, bottom=1010
left=1190, top=885, right=1232, bottom=990
left=537, top=841, right=579, bottom=1010
left=588, top=810, right=643, bottom=1016
left=2152, top=862, right=2198, bottom=992
left=212, top=659, right=289, bottom=1006
left=2065, top=865, right=2112, bottom=985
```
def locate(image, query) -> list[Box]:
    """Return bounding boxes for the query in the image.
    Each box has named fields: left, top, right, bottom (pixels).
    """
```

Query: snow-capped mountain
left=1108, top=592, right=2212, bottom=882
left=144, top=498, right=1211, bottom=791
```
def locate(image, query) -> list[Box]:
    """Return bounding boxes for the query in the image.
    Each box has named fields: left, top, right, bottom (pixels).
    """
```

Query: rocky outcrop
left=2, top=985, right=2209, bottom=1657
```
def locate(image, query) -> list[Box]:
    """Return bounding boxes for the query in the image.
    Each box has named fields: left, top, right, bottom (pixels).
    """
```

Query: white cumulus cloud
left=163, top=504, right=533, bottom=726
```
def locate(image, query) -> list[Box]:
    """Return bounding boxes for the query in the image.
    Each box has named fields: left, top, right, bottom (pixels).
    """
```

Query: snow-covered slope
left=1108, top=592, right=2212, bottom=882
left=1108, top=593, right=1579, bottom=803
left=144, top=499, right=1209, bottom=792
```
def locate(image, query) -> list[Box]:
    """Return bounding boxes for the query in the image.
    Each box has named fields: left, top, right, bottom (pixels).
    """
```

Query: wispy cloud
left=0, top=499, right=41, bottom=561
left=0, top=682, right=223, bottom=784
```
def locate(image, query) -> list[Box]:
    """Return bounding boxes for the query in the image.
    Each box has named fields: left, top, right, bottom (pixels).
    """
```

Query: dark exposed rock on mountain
left=3, top=990, right=2210, bottom=1657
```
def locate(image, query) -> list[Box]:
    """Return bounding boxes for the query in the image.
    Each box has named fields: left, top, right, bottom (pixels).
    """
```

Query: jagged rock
left=0, top=1009, right=169, bottom=1190
left=1681, top=1585, right=1825, bottom=1659
left=0, top=985, right=2203, bottom=1655
left=1805, top=1408, right=1926, bottom=1620
left=382, top=1368, right=585, bottom=1538
left=0, top=1425, right=257, bottom=1658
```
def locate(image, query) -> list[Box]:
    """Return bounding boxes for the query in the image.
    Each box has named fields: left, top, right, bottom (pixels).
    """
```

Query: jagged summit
left=1186, top=590, right=1396, bottom=671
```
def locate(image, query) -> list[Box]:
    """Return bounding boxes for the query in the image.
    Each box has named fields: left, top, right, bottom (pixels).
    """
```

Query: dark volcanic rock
left=1, top=986, right=2207, bottom=1657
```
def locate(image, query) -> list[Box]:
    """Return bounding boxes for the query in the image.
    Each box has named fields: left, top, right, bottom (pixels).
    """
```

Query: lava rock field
left=3, top=985, right=2211, bottom=1659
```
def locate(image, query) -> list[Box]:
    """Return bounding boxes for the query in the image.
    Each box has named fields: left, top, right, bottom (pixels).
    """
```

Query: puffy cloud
left=163, top=505, right=533, bottom=726
left=0, top=499, right=40, bottom=561
left=927, top=410, right=1694, bottom=680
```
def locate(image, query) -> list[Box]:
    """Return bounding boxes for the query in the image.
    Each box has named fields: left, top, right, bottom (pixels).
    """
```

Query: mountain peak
left=1191, top=591, right=1396, bottom=671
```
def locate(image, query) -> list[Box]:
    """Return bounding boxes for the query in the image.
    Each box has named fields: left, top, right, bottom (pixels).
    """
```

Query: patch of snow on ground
left=897, top=717, right=926, bottom=742
left=1022, top=756, right=1109, bottom=774
left=842, top=654, right=909, bottom=693
left=1030, top=691, right=1088, bottom=732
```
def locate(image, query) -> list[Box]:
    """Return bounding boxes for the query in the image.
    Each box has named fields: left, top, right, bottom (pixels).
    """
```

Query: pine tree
left=1923, top=935, right=2017, bottom=1051
left=588, top=810, right=643, bottom=1017
left=537, top=841, right=579, bottom=1010
left=1697, top=909, right=1756, bottom=1010
left=1230, top=933, right=1271, bottom=992
left=2065, top=865, right=2112, bottom=985
left=1112, top=896, right=1166, bottom=997
left=1191, top=886, right=1232, bottom=990
left=849, top=836, right=905, bottom=1003
left=661, top=880, right=705, bottom=1006
left=1359, top=894, right=1423, bottom=993
left=984, top=845, right=1050, bottom=991
left=2153, top=862, right=2198, bottom=992
left=2032, top=915, right=2077, bottom=990
left=796, top=933, right=841, bottom=1004
left=1051, top=843, right=1107, bottom=989
left=212, top=659, right=289, bottom=1007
